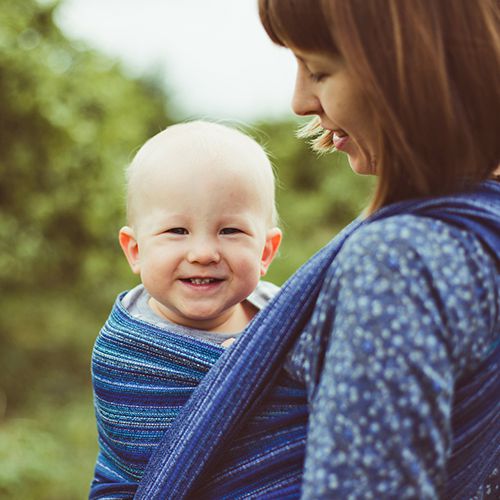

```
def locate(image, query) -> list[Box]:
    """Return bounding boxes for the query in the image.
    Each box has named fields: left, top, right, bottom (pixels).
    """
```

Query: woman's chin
left=347, top=155, right=377, bottom=176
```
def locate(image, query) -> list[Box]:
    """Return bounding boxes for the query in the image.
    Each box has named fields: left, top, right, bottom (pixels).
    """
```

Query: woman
left=134, top=1, right=499, bottom=498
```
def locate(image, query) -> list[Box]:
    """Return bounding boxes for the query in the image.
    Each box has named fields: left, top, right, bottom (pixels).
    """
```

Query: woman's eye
left=220, top=228, right=242, bottom=235
left=309, top=72, right=327, bottom=83
left=166, top=227, right=188, bottom=235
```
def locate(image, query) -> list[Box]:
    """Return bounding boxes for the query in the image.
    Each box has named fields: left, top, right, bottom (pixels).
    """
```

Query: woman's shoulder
left=333, top=213, right=498, bottom=314
left=325, top=213, right=498, bottom=368
left=337, top=213, right=495, bottom=274
left=286, top=213, right=498, bottom=384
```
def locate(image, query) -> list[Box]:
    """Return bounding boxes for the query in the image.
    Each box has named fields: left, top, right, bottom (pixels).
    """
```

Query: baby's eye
left=220, top=228, right=242, bottom=235
left=166, top=227, right=188, bottom=235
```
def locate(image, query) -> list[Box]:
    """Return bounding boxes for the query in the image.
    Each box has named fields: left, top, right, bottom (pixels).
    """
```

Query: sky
left=55, top=0, right=298, bottom=122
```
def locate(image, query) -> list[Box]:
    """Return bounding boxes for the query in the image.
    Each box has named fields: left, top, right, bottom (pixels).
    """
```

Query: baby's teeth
left=190, top=278, right=213, bottom=285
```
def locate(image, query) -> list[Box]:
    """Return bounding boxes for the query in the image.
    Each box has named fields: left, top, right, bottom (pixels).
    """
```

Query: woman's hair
left=259, top=0, right=500, bottom=212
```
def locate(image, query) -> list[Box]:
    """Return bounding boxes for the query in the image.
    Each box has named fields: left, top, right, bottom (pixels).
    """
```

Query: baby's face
left=125, top=146, right=279, bottom=332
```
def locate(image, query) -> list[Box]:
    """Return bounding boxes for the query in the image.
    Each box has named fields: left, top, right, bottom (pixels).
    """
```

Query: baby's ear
left=260, top=227, right=282, bottom=276
left=119, top=226, right=141, bottom=274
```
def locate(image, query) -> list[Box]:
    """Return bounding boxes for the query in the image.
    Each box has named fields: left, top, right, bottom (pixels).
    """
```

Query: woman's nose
left=187, top=239, right=221, bottom=265
left=291, top=69, right=322, bottom=116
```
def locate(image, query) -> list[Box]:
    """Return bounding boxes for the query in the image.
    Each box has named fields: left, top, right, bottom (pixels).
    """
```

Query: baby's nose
left=187, top=240, right=221, bottom=265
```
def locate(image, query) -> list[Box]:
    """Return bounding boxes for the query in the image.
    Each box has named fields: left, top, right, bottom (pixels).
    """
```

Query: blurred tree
left=0, top=0, right=171, bottom=416
left=0, top=0, right=170, bottom=293
left=249, top=120, right=375, bottom=284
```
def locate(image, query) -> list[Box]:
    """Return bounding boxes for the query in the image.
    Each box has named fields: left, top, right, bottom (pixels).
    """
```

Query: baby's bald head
left=126, top=121, right=278, bottom=230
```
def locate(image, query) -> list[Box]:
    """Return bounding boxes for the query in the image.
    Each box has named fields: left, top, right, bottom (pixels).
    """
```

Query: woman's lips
left=332, top=130, right=349, bottom=151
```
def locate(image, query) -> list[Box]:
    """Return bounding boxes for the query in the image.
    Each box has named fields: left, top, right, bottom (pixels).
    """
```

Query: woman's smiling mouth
left=332, top=129, right=349, bottom=151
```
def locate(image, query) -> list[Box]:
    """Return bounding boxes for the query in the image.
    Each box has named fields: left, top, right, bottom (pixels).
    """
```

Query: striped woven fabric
left=444, top=342, right=500, bottom=499
left=135, top=181, right=500, bottom=499
left=90, top=299, right=307, bottom=499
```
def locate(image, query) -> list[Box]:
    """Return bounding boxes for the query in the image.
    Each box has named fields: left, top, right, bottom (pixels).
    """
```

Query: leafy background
left=0, top=0, right=374, bottom=497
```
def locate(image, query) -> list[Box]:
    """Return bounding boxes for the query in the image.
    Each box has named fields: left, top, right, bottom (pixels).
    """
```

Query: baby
left=90, top=121, right=282, bottom=496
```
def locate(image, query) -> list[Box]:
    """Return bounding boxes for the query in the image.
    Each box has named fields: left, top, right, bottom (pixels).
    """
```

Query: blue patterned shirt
left=285, top=215, right=499, bottom=499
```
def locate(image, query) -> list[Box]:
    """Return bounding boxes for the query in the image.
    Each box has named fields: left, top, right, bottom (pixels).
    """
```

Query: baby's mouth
left=182, top=278, right=222, bottom=285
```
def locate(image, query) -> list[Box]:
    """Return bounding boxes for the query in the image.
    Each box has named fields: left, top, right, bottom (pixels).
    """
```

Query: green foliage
left=0, top=395, right=96, bottom=499
left=1, top=0, right=374, bottom=497
left=0, top=0, right=169, bottom=293
left=250, top=120, right=374, bottom=284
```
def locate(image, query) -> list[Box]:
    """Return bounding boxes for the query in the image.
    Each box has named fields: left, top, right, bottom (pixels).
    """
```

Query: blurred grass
left=0, top=394, right=97, bottom=499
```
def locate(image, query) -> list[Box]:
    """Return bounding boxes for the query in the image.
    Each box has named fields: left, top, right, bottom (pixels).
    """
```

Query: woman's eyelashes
left=309, top=71, right=327, bottom=83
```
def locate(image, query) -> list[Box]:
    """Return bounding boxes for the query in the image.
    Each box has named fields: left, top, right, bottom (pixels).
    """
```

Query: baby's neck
left=210, top=300, right=258, bottom=334
left=148, top=297, right=257, bottom=334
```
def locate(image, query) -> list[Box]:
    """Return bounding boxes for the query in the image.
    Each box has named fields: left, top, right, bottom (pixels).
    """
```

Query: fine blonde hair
left=125, top=120, right=280, bottom=226
left=259, top=0, right=500, bottom=213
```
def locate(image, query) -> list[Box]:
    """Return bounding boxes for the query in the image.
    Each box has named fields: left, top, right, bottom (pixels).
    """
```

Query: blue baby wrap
left=91, top=295, right=308, bottom=498
left=134, top=181, right=500, bottom=499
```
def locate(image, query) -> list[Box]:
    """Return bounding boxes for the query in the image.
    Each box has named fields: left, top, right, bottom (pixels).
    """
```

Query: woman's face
left=291, top=48, right=377, bottom=175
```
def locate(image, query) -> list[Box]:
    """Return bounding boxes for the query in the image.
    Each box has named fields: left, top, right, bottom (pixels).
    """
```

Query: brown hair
left=259, top=0, right=500, bottom=212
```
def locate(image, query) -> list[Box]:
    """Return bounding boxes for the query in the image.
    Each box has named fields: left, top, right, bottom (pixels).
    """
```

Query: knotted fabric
left=136, top=181, right=500, bottom=499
